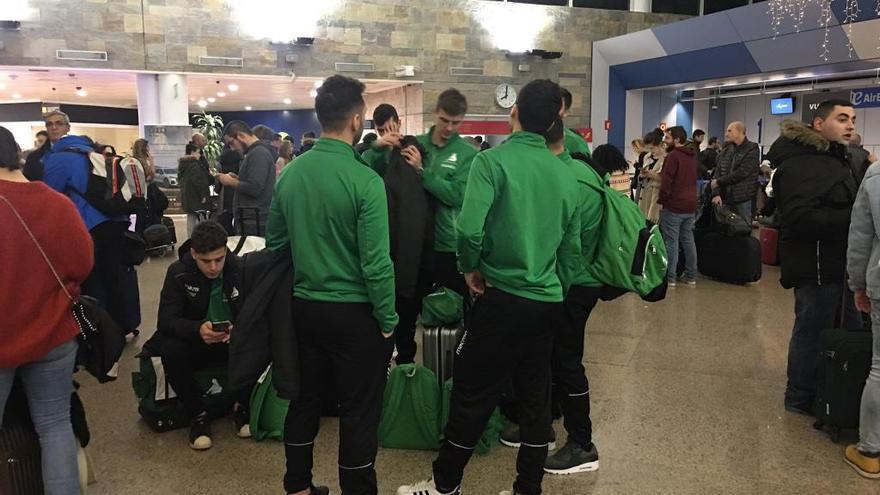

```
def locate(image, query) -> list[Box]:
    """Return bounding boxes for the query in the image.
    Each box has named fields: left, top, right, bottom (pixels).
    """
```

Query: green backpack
left=440, top=379, right=505, bottom=455
left=583, top=178, right=669, bottom=302
left=378, top=364, right=441, bottom=450
left=249, top=365, right=290, bottom=441
left=131, top=354, right=232, bottom=432
left=419, top=287, right=464, bottom=327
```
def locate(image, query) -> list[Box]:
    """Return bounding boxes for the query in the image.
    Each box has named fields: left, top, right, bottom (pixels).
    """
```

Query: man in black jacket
left=145, top=221, right=250, bottom=450
left=848, top=133, right=877, bottom=185
left=769, top=99, right=862, bottom=416
left=712, top=122, right=760, bottom=221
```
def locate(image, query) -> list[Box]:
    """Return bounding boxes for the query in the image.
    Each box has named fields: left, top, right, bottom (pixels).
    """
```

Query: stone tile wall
left=0, top=0, right=685, bottom=127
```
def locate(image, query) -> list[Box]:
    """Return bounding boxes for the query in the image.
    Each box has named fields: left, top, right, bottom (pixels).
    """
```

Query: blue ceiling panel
left=746, top=25, right=860, bottom=72
left=611, top=43, right=760, bottom=90
left=830, top=0, right=879, bottom=24
left=651, top=13, right=742, bottom=55
left=725, top=1, right=840, bottom=42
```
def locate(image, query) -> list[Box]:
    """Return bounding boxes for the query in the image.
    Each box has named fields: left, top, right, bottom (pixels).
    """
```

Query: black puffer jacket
left=768, top=120, right=858, bottom=289
left=143, top=241, right=240, bottom=354
left=178, top=156, right=213, bottom=213
left=713, top=139, right=760, bottom=204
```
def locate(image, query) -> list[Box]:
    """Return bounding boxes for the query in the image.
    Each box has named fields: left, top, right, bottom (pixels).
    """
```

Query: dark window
left=652, top=0, right=700, bottom=15
left=704, top=0, right=750, bottom=14
left=573, top=0, right=629, bottom=9
left=508, top=0, right=568, bottom=5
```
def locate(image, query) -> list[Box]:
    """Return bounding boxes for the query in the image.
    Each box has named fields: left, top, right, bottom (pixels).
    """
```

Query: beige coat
left=639, top=154, right=664, bottom=224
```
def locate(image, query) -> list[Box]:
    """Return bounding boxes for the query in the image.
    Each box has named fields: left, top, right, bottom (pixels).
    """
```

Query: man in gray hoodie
left=846, top=153, right=880, bottom=479
left=219, top=120, right=275, bottom=236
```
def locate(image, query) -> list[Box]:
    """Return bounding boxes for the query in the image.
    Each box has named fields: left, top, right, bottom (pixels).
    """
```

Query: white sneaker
left=397, top=478, right=461, bottom=495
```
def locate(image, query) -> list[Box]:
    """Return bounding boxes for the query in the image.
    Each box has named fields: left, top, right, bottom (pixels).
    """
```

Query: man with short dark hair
left=769, top=99, right=862, bottom=416
left=267, top=74, right=396, bottom=495
left=299, top=131, right=316, bottom=155
left=560, top=87, right=591, bottom=156
left=21, top=130, right=49, bottom=165
left=145, top=221, right=251, bottom=450
left=362, top=103, right=402, bottom=176
left=218, top=120, right=276, bottom=236
left=658, top=125, right=698, bottom=287
left=711, top=121, right=760, bottom=221
left=399, top=79, right=582, bottom=495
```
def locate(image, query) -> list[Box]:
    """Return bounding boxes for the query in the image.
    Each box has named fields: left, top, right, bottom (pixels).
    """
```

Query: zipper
left=816, top=240, right=822, bottom=285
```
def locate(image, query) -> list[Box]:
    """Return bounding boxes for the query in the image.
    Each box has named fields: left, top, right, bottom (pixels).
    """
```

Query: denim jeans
left=0, top=339, right=79, bottom=495
left=660, top=210, right=698, bottom=281
left=785, top=284, right=861, bottom=408
left=859, top=301, right=880, bottom=453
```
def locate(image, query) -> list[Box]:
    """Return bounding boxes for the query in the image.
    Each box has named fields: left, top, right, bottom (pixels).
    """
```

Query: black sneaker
left=233, top=405, right=251, bottom=438
left=189, top=412, right=213, bottom=450
left=310, top=484, right=331, bottom=495
left=784, top=401, right=815, bottom=417
left=544, top=441, right=599, bottom=475
left=499, top=423, right=556, bottom=450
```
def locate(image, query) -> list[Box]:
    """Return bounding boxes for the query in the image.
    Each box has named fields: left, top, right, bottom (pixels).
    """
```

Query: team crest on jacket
left=185, top=284, right=199, bottom=298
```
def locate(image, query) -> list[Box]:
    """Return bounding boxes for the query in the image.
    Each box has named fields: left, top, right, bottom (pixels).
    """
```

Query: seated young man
left=145, top=220, right=250, bottom=450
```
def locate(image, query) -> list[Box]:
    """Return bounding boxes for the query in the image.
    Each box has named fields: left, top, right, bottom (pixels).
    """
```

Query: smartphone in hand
left=212, top=320, right=231, bottom=334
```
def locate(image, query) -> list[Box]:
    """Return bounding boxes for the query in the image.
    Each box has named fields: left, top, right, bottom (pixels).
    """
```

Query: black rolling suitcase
left=1, top=382, right=43, bottom=495
left=162, top=216, right=177, bottom=244
left=423, top=326, right=463, bottom=386
left=696, top=231, right=761, bottom=284
left=814, top=326, right=873, bottom=442
left=120, top=265, right=142, bottom=336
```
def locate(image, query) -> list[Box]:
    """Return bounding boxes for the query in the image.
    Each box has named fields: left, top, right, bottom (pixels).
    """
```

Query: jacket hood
left=767, top=120, right=830, bottom=165
left=672, top=145, right=695, bottom=157
left=51, top=134, right=94, bottom=153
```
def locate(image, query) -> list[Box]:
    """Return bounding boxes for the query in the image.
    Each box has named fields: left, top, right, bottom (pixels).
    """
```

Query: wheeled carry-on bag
left=814, top=327, right=873, bottom=442
left=423, top=326, right=463, bottom=386
left=697, top=231, right=761, bottom=284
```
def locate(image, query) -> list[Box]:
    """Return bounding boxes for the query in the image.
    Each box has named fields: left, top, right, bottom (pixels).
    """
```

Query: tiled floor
left=75, top=217, right=875, bottom=494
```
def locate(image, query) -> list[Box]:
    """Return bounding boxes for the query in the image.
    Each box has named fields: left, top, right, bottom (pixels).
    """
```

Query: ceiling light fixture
left=244, top=106, right=252, bottom=111
left=309, top=90, right=317, bottom=98
left=207, top=97, right=216, bottom=103
left=0, top=83, right=5, bottom=90
left=197, top=99, right=208, bottom=108
left=76, top=86, right=87, bottom=97
left=228, top=83, right=239, bottom=92
left=313, top=80, right=322, bottom=88
left=228, top=0, right=341, bottom=43
left=217, top=91, right=226, bottom=97
left=11, top=92, right=21, bottom=99
left=283, top=98, right=292, bottom=104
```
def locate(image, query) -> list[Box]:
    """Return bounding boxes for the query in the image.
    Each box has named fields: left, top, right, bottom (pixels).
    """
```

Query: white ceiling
left=0, top=67, right=411, bottom=112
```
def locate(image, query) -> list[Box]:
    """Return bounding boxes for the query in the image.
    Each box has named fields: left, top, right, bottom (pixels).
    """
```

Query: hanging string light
left=818, top=0, right=833, bottom=61
left=768, top=0, right=879, bottom=60
left=843, top=0, right=861, bottom=58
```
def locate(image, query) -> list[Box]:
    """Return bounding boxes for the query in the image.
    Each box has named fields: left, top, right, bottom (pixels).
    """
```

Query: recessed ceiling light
left=228, top=83, right=239, bottom=92
left=76, top=89, right=88, bottom=97
left=309, top=90, right=318, bottom=98
left=313, top=80, right=322, bottom=88
left=283, top=98, right=292, bottom=105
left=244, top=106, right=252, bottom=111
left=207, top=97, right=216, bottom=103
left=197, top=99, right=208, bottom=108
left=11, top=92, right=21, bottom=99
left=0, top=83, right=6, bottom=90
left=217, top=91, right=226, bottom=97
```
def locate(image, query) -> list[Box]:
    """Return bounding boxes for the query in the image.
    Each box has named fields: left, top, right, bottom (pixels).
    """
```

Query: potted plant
left=193, top=112, right=225, bottom=172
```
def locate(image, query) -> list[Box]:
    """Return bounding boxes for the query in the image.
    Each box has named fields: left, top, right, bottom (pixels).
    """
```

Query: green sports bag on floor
left=378, top=364, right=441, bottom=450
left=249, top=365, right=290, bottom=441
left=131, top=354, right=231, bottom=432
left=440, top=379, right=505, bottom=455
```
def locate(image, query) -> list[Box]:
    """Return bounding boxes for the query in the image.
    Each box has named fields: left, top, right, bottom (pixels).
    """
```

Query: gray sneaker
left=544, top=441, right=599, bottom=475
left=499, top=423, right=556, bottom=450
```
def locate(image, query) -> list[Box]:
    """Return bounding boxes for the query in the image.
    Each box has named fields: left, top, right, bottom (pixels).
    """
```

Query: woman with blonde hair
left=132, top=138, right=155, bottom=182
left=275, top=140, right=295, bottom=177
left=638, top=129, right=665, bottom=224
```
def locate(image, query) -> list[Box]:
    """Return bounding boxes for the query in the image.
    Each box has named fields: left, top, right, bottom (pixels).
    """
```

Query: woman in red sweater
left=0, top=125, right=94, bottom=494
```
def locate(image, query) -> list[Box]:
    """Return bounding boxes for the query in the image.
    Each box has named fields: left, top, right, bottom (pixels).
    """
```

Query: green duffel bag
left=378, top=364, right=441, bottom=450
left=131, top=354, right=232, bottom=432
left=420, top=287, right=464, bottom=327
left=249, top=365, right=290, bottom=441
left=440, top=379, right=505, bottom=455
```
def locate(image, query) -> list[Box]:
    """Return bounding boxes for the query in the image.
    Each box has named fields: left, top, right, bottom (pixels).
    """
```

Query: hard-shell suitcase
left=161, top=216, right=177, bottom=244
left=814, top=327, right=873, bottom=442
left=0, top=385, right=42, bottom=495
left=422, top=326, right=463, bottom=386
left=696, top=231, right=761, bottom=284
left=760, top=226, right=779, bottom=266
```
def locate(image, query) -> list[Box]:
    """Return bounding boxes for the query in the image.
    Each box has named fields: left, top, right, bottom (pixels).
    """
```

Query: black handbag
left=713, top=204, right=751, bottom=237
left=123, top=230, right=147, bottom=266
left=0, top=194, right=126, bottom=383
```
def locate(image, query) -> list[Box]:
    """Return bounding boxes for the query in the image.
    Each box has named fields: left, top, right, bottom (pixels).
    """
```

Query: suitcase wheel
left=830, top=427, right=841, bottom=444
left=812, top=420, right=823, bottom=431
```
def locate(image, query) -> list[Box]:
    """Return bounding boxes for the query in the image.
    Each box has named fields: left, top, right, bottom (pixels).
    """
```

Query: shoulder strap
left=0, top=194, right=73, bottom=302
